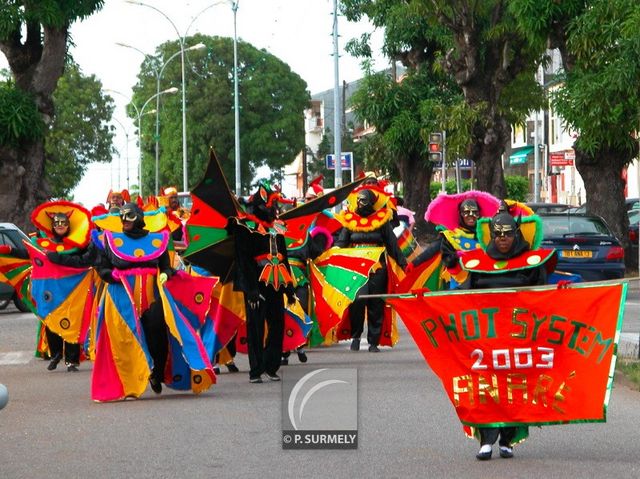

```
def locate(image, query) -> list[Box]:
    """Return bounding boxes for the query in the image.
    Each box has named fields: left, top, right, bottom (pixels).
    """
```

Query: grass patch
left=616, top=358, right=640, bottom=391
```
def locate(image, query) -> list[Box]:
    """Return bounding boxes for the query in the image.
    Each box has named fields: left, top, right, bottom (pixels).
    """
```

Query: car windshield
left=629, top=209, right=640, bottom=225
left=542, top=216, right=611, bottom=236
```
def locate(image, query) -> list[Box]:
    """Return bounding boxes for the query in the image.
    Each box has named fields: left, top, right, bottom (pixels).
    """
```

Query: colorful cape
left=91, top=271, right=217, bottom=401
left=26, top=242, right=95, bottom=344
left=309, top=246, right=385, bottom=339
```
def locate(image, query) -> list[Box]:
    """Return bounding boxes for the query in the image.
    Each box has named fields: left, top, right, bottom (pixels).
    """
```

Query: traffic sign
left=326, top=152, right=353, bottom=170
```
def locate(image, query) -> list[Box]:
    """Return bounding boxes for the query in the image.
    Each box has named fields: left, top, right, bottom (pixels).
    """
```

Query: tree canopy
left=128, top=33, right=309, bottom=195
left=0, top=0, right=105, bottom=230
left=45, top=62, right=115, bottom=198
left=511, top=0, right=640, bottom=258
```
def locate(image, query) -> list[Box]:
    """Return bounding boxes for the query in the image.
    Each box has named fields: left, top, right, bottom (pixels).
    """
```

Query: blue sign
left=326, top=152, right=353, bottom=170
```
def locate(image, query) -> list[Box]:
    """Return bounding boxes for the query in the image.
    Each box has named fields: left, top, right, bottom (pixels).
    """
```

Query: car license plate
left=561, top=250, right=593, bottom=258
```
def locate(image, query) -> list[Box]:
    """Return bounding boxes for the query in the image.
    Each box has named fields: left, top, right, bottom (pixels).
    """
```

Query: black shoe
left=249, top=376, right=263, bottom=384
left=499, top=446, right=514, bottom=458
left=67, top=364, right=79, bottom=372
left=281, top=357, right=289, bottom=366
left=476, top=447, right=492, bottom=461
left=265, top=372, right=280, bottom=381
left=213, top=365, right=221, bottom=375
left=226, top=362, right=239, bottom=373
left=368, top=344, right=380, bottom=353
left=149, top=377, right=162, bottom=394
left=350, top=339, right=360, bottom=351
left=297, top=350, right=308, bottom=363
left=47, top=354, right=62, bottom=371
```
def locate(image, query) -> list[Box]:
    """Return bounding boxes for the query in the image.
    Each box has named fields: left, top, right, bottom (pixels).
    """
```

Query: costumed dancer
left=92, top=203, right=216, bottom=401
left=106, top=189, right=130, bottom=213
left=334, top=184, right=407, bottom=352
left=413, top=191, right=500, bottom=288
left=228, top=181, right=296, bottom=383
left=459, top=203, right=556, bottom=460
left=29, top=201, right=97, bottom=372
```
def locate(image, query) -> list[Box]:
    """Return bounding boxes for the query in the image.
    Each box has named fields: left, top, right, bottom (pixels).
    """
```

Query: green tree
left=45, top=62, right=115, bottom=198
left=342, top=0, right=546, bottom=201
left=511, top=0, right=640, bottom=258
left=0, top=0, right=105, bottom=230
left=129, top=34, right=309, bottom=196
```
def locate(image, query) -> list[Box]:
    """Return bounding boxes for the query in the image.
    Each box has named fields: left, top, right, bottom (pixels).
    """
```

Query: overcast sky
left=1, top=0, right=385, bottom=206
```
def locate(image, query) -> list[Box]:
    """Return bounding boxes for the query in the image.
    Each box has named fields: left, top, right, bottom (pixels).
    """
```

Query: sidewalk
left=620, top=277, right=639, bottom=359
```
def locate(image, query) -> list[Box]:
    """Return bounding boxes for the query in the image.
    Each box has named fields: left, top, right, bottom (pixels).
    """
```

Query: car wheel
left=12, top=295, right=31, bottom=313
left=0, top=299, right=10, bottom=310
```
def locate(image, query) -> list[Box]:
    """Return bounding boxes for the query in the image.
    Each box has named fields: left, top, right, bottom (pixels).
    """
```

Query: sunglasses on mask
left=493, top=228, right=516, bottom=238
left=462, top=209, right=479, bottom=218
left=120, top=211, right=138, bottom=222
left=53, top=220, right=69, bottom=227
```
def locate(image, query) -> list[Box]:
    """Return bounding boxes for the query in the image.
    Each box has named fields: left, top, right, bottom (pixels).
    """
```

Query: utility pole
left=332, top=0, right=342, bottom=188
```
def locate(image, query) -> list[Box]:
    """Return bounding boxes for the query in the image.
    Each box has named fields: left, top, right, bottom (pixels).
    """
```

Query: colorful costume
left=418, top=191, right=500, bottom=288
left=459, top=206, right=556, bottom=459
left=91, top=203, right=216, bottom=401
left=228, top=182, right=296, bottom=382
left=28, top=201, right=97, bottom=371
left=334, top=185, right=407, bottom=351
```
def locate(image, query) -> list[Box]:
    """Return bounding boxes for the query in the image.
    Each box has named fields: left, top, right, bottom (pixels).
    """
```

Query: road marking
left=0, top=351, right=33, bottom=365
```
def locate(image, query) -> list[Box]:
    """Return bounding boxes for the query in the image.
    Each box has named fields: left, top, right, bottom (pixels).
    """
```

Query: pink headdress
left=425, top=191, right=500, bottom=230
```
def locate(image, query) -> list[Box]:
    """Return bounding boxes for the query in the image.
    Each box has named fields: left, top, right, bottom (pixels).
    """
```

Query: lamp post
left=107, top=87, right=178, bottom=197
left=118, top=42, right=205, bottom=194
left=112, top=117, right=131, bottom=190
left=232, top=0, right=241, bottom=195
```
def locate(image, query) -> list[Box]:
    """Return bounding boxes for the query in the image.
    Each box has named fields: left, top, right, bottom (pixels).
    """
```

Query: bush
left=0, top=83, right=44, bottom=147
left=428, top=175, right=529, bottom=201
left=505, top=176, right=529, bottom=202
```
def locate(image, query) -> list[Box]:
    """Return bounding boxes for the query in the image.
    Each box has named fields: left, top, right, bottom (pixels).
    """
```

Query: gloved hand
left=46, top=251, right=61, bottom=263
left=0, top=245, right=12, bottom=255
left=246, top=290, right=260, bottom=310
left=158, top=272, right=168, bottom=285
left=99, top=269, right=119, bottom=284
left=285, top=288, right=296, bottom=306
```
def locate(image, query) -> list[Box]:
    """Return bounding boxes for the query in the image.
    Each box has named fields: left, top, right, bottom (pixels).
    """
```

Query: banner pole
left=357, top=276, right=636, bottom=300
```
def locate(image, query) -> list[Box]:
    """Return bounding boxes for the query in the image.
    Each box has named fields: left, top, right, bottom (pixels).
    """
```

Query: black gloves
left=246, top=290, right=260, bottom=310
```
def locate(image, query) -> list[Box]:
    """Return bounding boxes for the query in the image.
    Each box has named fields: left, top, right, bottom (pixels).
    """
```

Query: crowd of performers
left=0, top=155, right=563, bottom=460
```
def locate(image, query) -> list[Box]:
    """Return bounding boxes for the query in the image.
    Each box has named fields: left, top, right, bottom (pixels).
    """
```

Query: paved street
left=0, top=279, right=638, bottom=479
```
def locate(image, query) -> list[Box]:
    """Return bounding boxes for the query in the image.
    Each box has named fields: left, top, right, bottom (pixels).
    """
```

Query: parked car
left=539, top=213, right=625, bottom=281
left=573, top=197, right=639, bottom=214
left=629, top=208, right=639, bottom=249
left=0, top=223, right=32, bottom=312
left=525, top=202, right=573, bottom=214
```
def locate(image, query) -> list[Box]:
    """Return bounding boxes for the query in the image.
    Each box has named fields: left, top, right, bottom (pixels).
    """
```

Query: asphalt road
left=0, top=280, right=638, bottom=479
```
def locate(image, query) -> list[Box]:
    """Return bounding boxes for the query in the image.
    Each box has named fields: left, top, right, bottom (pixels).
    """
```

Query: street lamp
left=112, top=117, right=131, bottom=190
left=232, top=0, right=241, bottom=195
left=116, top=42, right=205, bottom=194
left=127, top=1, right=220, bottom=194
left=107, top=87, right=178, bottom=197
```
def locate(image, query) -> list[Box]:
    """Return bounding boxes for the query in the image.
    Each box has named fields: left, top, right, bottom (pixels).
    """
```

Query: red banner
left=387, top=283, right=627, bottom=427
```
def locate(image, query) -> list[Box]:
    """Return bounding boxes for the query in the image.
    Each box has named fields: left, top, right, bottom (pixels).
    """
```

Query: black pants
left=245, top=284, right=284, bottom=379
left=479, top=427, right=516, bottom=447
left=45, top=327, right=80, bottom=364
left=141, top=301, right=168, bottom=383
left=349, top=267, right=387, bottom=346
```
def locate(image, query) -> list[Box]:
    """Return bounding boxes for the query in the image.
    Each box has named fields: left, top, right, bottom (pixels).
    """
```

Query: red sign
left=387, top=283, right=626, bottom=427
left=550, top=151, right=574, bottom=166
